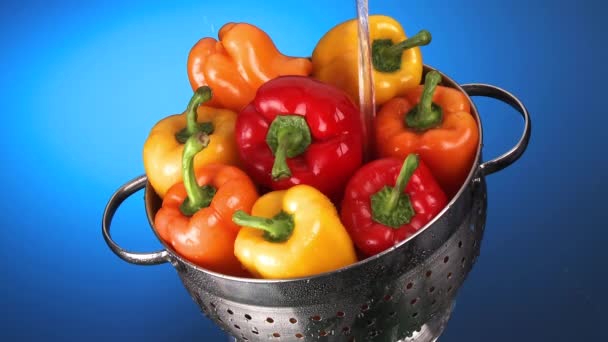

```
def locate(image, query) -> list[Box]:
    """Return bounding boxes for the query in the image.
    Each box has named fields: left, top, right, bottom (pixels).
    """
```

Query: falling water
left=355, top=0, right=376, bottom=161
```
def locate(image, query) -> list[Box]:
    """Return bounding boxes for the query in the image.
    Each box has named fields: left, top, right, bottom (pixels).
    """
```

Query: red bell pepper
left=235, top=75, right=363, bottom=199
left=341, top=154, right=448, bottom=257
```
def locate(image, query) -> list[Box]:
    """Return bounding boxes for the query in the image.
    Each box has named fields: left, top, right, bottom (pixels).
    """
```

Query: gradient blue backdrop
left=1, top=0, right=605, bottom=341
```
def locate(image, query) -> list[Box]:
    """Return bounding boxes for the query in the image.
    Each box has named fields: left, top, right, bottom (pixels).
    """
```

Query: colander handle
left=461, top=83, right=531, bottom=176
left=102, top=175, right=170, bottom=265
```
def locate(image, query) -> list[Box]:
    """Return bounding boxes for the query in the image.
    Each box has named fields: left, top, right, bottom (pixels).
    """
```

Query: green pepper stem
left=372, top=30, right=432, bottom=73
left=179, top=132, right=216, bottom=216
left=405, top=71, right=443, bottom=131
left=370, top=154, right=419, bottom=228
left=385, top=154, right=419, bottom=213
left=418, top=71, right=440, bottom=116
left=232, top=210, right=294, bottom=243
left=266, top=115, right=312, bottom=181
left=271, top=130, right=293, bottom=180
left=186, top=86, right=212, bottom=134
left=387, top=30, right=432, bottom=56
left=175, top=87, right=215, bottom=144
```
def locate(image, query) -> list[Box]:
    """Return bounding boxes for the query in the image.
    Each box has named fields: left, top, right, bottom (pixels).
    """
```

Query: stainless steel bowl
left=102, top=65, right=531, bottom=341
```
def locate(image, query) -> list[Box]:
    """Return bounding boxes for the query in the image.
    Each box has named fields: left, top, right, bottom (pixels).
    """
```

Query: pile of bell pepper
left=141, top=15, right=479, bottom=279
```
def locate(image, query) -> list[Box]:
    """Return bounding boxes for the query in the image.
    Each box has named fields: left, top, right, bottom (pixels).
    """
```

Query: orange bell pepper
left=154, top=132, right=258, bottom=277
left=375, top=71, right=479, bottom=197
left=187, top=22, right=313, bottom=112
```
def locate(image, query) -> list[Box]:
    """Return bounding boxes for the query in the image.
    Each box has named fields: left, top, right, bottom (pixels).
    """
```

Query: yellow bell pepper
left=143, top=87, right=240, bottom=198
left=232, top=185, right=357, bottom=279
left=312, top=15, right=432, bottom=106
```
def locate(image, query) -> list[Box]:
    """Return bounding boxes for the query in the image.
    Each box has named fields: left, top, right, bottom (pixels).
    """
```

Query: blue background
left=1, top=0, right=605, bottom=341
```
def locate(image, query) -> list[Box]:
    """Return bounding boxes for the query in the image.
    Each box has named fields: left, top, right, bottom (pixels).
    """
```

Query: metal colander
left=102, top=65, right=530, bottom=342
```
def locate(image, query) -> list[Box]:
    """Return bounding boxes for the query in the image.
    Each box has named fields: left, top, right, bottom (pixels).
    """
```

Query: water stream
left=355, top=0, right=376, bottom=161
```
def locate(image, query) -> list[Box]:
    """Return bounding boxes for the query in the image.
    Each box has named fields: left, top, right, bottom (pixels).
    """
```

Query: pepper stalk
left=265, top=115, right=312, bottom=180
left=372, top=30, right=432, bottom=73
left=179, top=132, right=217, bottom=216
left=370, top=154, right=419, bottom=228
left=175, top=86, right=215, bottom=143
left=405, top=71, right=444, bottom=131
left=232, top=210, right=295, bottom=242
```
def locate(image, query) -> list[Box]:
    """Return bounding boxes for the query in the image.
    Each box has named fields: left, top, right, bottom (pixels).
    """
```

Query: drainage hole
left=360, top=304, right=369, bottom=312
left=429, top=286, right=436, bottom=293
left=266, top=317, right=274, bottom=323
left=342, top=326, right=351, bottom=334
left=337, top=311, right=345, bottom=318
left=319, top=330, right=328, bottom=336
left=425, top=271, right=432, bottom=277
left=289, top=318, right=298, bottom=324
left=311, top=315, right=321, bottom=321
left=410, top=298, right=418, bottom=305
left=412, top=312, right=418, bottom=318
left=295, top=333, right=304, bottom=339
left=273, top=332, right=280, bottom=338
left=233, top=325, right=240, bottom=330
left=444, top=256, right=450, bottom=263
left=227, top=309, right=233, bottom=315
left=406, top=282, right=413, bottom=290
left=244, top=314, right=252, bottom=320
left=458, top=241, right=463, bottom=248
left=383, top=295, right=392, bottom=302
left=447, top=272, right=453, bottom=279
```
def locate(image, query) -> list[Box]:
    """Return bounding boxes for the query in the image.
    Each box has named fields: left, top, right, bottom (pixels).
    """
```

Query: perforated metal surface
left=171, top=177, right=486, bottom=342
left=103, top=64, right=530, bottom=342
